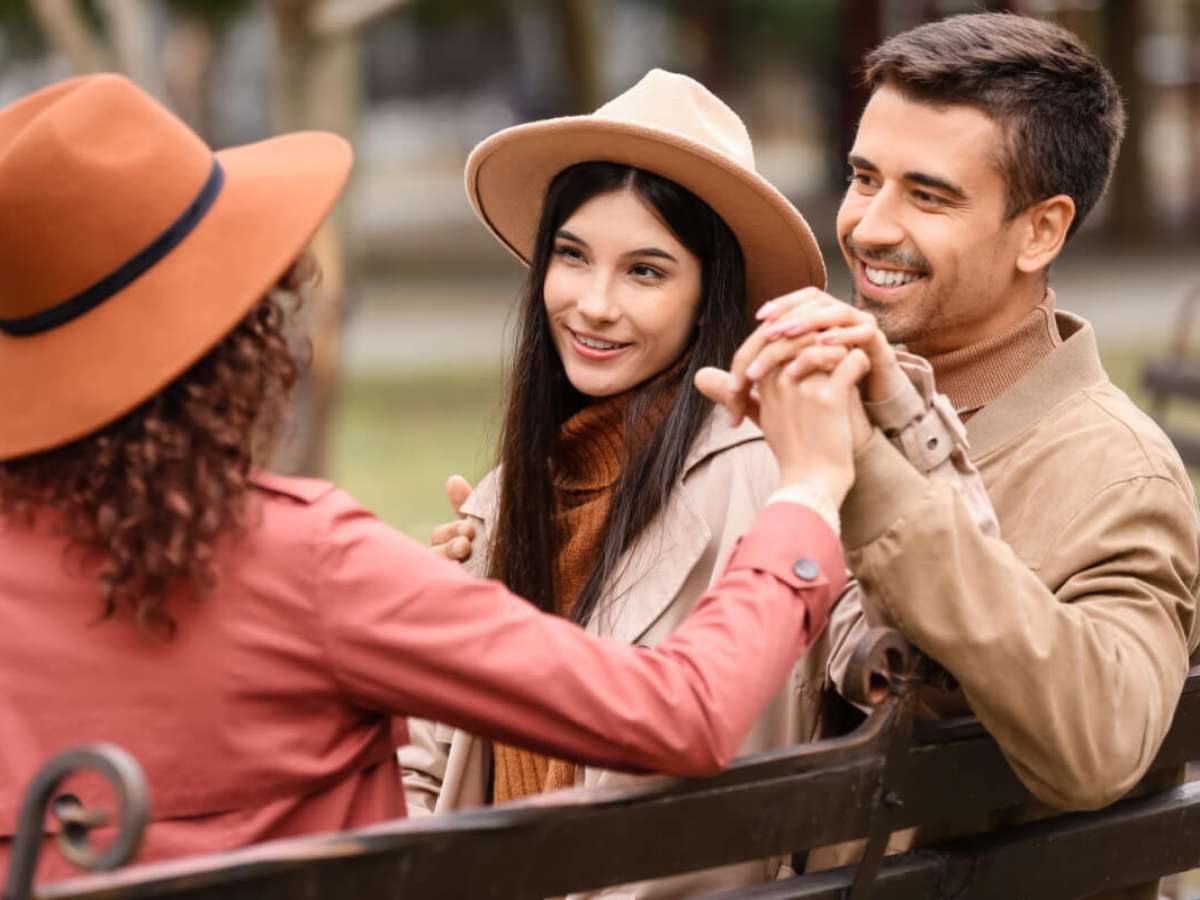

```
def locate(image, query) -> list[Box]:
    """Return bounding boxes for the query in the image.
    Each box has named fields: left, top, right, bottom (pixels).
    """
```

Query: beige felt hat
left=465, top=68, right=825, bottom=309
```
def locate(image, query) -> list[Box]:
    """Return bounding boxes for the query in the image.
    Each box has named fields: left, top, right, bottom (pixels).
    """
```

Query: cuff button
left=792, top=559, right=820, bottom=581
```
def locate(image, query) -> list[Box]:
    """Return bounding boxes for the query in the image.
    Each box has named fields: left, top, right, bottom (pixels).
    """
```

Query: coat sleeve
left=827, top=354, right=1000, bottom=701
left=836, top=431, right=1197, bottom=811
left=313, top=493, right=845, bottom=778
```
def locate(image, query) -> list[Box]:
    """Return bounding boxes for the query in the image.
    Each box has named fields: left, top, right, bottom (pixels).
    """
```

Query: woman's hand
left=429, top=475, right=475, bottom=563
left=697, top=347, right=872, bottom=509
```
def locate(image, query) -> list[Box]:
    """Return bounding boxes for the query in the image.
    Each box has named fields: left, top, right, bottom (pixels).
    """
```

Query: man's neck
left=926, top=291, right=1061, bottom=418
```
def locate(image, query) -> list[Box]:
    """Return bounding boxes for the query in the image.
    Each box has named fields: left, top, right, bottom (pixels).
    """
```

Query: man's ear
left=1016, top=194, right=1075, bottom=274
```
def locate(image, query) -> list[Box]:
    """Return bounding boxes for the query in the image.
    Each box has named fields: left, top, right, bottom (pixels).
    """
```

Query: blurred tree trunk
left=29, top=0, right=107, bottom=72
left=554, top=0, right=603, bottom=113
left=689, top=0, right=735, bottom=99
left=96, top=0, right=164, bottom=97
left=1104, top=0, right=1152, bottom=239
left=162, top=14, right=218, bottom=141
left=832, top=0, right=882, bottom=189
left=269, top=0, right=364, bottom=477
left=1189, top=0, right=1200, bottom=232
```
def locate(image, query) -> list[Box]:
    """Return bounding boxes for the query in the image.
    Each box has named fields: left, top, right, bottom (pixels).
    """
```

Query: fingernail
left=745, top=362, right=763, bottom=380
left=756, top=300, right=777, bottom=320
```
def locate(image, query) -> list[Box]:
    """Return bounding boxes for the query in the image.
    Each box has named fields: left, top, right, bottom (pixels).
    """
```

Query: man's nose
left=850, top=189, right=906, bottom=251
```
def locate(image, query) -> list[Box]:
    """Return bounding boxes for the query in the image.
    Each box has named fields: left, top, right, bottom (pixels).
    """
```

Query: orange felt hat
left=465, top=68, right=826, bottom=310
left=0, top=74, right=352, bottom=462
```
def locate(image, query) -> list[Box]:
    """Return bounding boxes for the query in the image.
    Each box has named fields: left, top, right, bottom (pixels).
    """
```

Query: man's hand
left=430, top=475, right=475, bottom=563
left=724, top=287, right=909, bottom=425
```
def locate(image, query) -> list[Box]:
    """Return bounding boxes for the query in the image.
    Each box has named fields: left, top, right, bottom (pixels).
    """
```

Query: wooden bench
left=8, top=628, right=1200, bottom=900
left=1142, top=285, right=1200, bottom=466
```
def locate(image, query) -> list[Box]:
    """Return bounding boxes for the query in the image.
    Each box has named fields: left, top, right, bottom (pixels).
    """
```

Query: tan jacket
left=822, top=310, right=1200, bottom=898
left=401, top=357, right=988, bottom=898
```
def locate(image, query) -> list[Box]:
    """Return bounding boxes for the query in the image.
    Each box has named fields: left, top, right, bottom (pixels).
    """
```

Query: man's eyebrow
left=905, top=170, right=968, bottom=200
left=848, top=154, right=878, bottom=172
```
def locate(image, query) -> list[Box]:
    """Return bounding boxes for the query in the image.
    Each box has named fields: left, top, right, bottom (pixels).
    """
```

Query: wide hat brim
left=0, top=131, right=351, bottom=461
left=466, top=118, right=826, bottom=309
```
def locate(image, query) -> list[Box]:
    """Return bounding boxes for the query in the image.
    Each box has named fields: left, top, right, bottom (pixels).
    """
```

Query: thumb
left=694, top=366, right=736, bottom=408
left=445, top=474, right=473, bottom=517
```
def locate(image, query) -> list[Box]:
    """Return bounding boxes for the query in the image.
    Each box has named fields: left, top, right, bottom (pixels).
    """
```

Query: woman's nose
left=574, top=276, right=620, bottom=323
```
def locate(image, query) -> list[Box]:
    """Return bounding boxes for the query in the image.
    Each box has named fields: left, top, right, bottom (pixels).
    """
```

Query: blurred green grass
left=330, top=364, right=505, bottom=540
left=330, top=344, right=1194, bottom=541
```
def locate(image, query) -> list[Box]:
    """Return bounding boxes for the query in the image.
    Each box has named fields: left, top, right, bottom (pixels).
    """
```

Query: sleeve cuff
left=840, top=429, right=933, bottom=551
left=726, top=502, right=847, bottom=639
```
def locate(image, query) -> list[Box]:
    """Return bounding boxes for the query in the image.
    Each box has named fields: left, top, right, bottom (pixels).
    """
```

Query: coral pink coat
left=0, top=472, right=842, bottom=884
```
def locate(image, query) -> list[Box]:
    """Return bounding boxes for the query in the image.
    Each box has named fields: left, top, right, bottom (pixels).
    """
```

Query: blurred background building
left=1, top=0, right=1198, bottom=536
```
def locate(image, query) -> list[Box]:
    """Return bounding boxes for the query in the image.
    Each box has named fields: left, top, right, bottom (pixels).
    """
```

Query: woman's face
left=543, top=187, right=703, bottom=398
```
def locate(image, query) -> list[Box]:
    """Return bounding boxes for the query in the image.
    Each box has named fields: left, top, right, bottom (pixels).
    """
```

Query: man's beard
left=851, top=287, right=923, bottom=347
left=843, top=235, right=932, bottom=347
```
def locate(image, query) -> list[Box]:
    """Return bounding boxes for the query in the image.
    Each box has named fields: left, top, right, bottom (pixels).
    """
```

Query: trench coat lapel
left=463, top=412, right=762, bottom=648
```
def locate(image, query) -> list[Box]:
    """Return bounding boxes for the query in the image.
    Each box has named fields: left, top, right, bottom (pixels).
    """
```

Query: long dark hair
left=489, top=161, right=748, bottom=626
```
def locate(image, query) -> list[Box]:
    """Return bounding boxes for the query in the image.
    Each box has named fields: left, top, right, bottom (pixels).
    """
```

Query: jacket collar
left=964, top=308, right=1109, bottom=459
left=462, top=406, right=762, bottom=644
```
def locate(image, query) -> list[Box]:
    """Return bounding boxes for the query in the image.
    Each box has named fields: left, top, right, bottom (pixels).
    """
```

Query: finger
left=815, top=323, right=877, bottom=346
left=754, top=286, right=826, bottom=322
left=431, top=521, right=461, bottom=544
left=745, top=334, right=827, bottom=382
left=771, top=306, right=866, bottom=340
left=784, top=345, right=850, bottom=380
left=829, top=348, right=873, bottom=391
left=445, top=474, right=473, bottom=517
left=694, top=366, right=737, bottom=408
left=449, top=535, right=472, bottom=561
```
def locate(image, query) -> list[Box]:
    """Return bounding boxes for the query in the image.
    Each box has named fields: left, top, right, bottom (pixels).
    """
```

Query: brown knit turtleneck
left=492, top=367, right=682, bottom=803
left=926, top=294, right=1061, bottom=420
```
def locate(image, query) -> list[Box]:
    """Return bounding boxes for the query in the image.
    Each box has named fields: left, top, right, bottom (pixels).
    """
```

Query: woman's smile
left=567, top=327, right=632, bottom=360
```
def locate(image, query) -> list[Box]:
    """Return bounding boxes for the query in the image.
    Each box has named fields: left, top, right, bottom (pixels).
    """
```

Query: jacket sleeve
left=827, top=354, right=999, bottom=697
left=836, top=431, right=1197, bottom=810
left=314, top=494, right=845, bottom=778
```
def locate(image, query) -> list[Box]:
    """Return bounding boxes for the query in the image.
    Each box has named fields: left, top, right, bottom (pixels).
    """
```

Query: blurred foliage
left=404, top=0, right=510, bottom=28
left=651, top=0, right=842, bottom=70
left=162, top=0, right=251, bottom=27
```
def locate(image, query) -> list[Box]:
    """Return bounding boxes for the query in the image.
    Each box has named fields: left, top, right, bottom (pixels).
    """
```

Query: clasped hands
left=694, top=288, right=908, bottom=508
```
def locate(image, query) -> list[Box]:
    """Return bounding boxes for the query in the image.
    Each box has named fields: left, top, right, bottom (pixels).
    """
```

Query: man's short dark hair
left=862, top=13, right=1126, bottom=239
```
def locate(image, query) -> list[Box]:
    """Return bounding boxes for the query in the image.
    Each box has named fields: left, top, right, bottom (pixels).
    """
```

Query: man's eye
left=913, top=190, right=942, bottom=205
left=849, top=172, right=875, bottom=189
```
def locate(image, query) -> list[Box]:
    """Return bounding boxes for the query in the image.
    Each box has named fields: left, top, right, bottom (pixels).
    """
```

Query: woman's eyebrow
left=622, top=247, right=677, bottom=263
left=556, top=228, right=588, bottom=247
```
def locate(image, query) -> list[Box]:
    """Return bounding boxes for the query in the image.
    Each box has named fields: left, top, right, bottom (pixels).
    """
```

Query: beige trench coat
left=401, top=356, right=986, bottom=898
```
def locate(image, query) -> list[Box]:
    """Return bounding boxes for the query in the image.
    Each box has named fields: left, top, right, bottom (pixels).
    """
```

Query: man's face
left=836, top=85, right=1030, bottom=355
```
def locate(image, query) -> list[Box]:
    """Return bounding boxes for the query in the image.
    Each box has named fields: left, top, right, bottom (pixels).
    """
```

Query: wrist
left=766, top=480, right=841, bottom=535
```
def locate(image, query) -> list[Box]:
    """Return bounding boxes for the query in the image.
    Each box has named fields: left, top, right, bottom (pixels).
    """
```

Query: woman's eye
left=630, top=263, right=665, bottom=280
left=554, top=245, right=585, bottom=262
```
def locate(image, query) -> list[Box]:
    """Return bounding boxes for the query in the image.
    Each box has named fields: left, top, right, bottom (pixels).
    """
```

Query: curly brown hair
left=0, top=256, right=313, bottom=636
